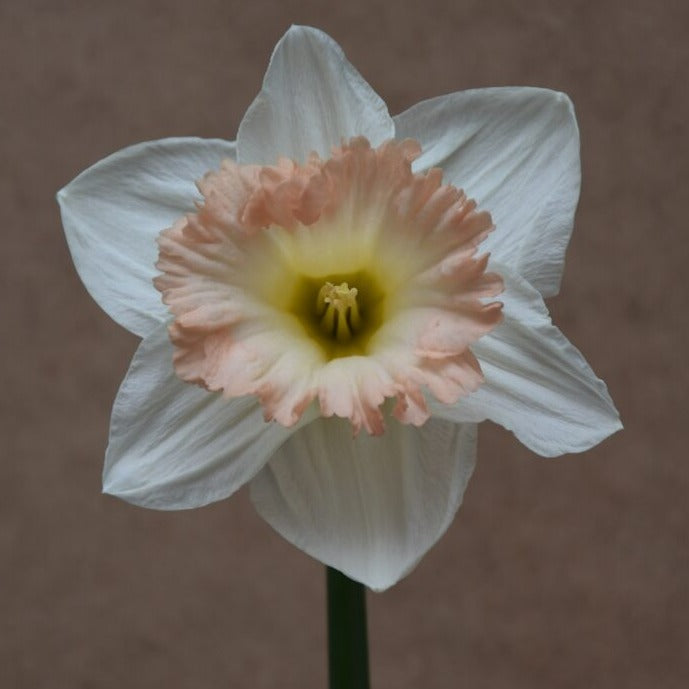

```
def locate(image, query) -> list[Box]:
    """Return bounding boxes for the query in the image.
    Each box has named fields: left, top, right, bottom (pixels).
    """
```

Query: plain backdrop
left=2, top=1, right=687, bottom=687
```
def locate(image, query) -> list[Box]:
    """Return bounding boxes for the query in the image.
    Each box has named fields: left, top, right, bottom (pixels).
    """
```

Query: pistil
left=317, top=282, right=362, bottom=341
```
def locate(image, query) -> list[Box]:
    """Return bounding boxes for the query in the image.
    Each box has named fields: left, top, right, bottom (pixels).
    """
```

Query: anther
left=316, top=282, right=362, bottom=341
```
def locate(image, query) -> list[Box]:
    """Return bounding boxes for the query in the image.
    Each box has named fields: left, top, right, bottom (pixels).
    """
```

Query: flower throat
left=288, top=271, right=386, bottom=359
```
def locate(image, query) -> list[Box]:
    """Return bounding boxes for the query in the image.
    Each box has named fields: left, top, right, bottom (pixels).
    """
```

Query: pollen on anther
left=317, top=281, right=361, bottom=341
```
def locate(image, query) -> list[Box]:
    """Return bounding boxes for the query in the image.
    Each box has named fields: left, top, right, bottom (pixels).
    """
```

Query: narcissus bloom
left=58, top=26, right=621, bottom=590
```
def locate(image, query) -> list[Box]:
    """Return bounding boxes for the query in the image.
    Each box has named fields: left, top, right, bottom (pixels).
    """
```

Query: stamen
left=317, top=282, right=362, bottom=341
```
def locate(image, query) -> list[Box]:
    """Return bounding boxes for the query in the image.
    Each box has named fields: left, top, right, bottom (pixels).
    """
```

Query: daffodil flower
left=58, top=26, right=621, bottom=591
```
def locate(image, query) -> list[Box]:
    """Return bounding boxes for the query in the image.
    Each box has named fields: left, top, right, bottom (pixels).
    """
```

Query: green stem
left=327, top=566, right=370, bottom=689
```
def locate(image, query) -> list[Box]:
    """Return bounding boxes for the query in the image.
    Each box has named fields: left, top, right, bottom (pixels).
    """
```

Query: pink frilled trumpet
left=58, top=26, right=620, bottom=591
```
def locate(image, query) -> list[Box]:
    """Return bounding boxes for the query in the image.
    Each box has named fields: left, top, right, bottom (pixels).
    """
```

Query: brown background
left=2, top=1, right=687, bottom=687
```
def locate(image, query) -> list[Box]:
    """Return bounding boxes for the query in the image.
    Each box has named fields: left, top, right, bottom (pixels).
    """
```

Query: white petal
left=430, top=263, right=621, bottom=456
left=104, top=324, right=315, bottom=509
left=237, top=25, right=394, bottom=165
left=394, top=88, right=580, bottom=297
left=58, top=137, right=236, bottom=337
left=250, top=417, right=477, bottom=591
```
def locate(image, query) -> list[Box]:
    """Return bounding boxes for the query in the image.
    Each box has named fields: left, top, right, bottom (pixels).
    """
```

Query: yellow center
left=283, top=270, right=387, bottom=359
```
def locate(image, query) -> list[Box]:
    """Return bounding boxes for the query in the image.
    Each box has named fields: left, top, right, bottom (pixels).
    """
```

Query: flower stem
left=326, top=566, right=370, bottom=689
